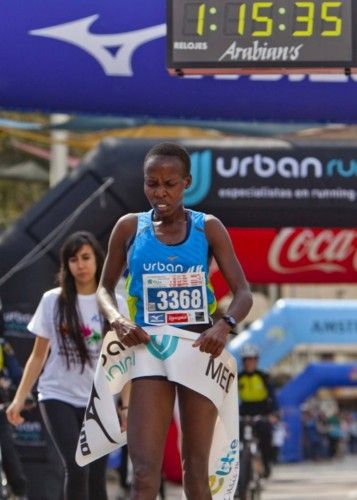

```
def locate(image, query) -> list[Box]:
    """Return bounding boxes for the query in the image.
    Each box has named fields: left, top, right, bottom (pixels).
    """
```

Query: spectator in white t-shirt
left=6, top=231, right=129, bottom=500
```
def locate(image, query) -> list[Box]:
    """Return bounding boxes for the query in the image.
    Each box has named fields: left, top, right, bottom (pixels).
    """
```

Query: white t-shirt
left=27, top=287, right=129, bottom=407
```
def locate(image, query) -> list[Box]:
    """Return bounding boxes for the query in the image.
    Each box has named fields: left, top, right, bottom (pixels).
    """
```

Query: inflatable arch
left=278, top=362, right=357, bottom=462
left=229, top=298, right=357, bottom=371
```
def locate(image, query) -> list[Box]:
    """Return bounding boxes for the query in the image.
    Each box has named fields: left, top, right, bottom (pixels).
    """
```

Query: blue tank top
left=126, top=209, right=217, bottom=326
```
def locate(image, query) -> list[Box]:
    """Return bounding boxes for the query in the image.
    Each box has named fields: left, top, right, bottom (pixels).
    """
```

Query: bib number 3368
left=156, top=289, right=202, bottom=310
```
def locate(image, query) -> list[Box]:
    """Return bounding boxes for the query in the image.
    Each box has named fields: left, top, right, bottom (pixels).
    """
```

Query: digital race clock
left=166, top=0, right=356, bottom=75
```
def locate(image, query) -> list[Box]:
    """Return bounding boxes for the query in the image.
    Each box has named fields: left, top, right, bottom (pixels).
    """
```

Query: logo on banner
left=268, top=228, right=357, bottom=274
left=81, top=384, right=118, bottom=456
left=30, top=16, right=166, bottom=76
left=216, top=154, right=357, bottom=179
left=184, top=150, right=213, bottom=206
left=209, top=438, right=239, bottom=496
left=148, top=313, right=165, bottom=324
left=146, top=335, right=179, bottom=360
left=167, top=313, right=188, bottom=323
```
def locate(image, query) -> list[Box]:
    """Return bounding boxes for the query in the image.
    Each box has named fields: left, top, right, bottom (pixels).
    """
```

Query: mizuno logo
left=29, top=16, right=166, bottom=77
left=148, top=313, right=165, bottom=323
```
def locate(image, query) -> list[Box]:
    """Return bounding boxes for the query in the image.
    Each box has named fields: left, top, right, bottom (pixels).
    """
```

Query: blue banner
left=1, top=1, right=357, bottom=122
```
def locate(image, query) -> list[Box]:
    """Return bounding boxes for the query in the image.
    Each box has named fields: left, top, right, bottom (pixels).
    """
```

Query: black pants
left=40, top=400, right=108, bottom=500
left=253, top=420, right=273, bottom=475
left=240, top=418, right=273, bottom=476
left=0, top=410, right=27, bottom=496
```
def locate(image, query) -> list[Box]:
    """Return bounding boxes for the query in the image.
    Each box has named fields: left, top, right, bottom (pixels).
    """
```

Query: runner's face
left=68, top=244, right=97, bottom=289
left=144, top=156, right=191, bottom=218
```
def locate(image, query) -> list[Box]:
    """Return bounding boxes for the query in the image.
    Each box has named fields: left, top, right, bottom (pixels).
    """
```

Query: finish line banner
left=2, top=1, right=357, bottom=123
left=76, top=327, right=239, bottom=499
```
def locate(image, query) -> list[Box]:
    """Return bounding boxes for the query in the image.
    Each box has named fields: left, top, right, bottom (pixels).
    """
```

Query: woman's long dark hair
left=56, top=231, right=104, bottom=371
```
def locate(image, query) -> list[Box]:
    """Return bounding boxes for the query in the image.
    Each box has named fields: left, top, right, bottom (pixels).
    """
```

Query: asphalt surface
left=107, top=454, right=357, bottom=499
left=262, top=454, right=357, bottom=500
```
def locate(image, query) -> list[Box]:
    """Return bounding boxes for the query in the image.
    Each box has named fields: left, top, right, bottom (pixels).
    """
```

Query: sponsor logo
left=209, top=439, right=239, bottom=495
left=187, top=265, right=204, bottom=273
left=184, top=150, right=212, bottom=206
left=83, top=384, right=118, bottom=452
left=148, top=313, right=165, bottom=323
left=143, top=262, right=204, bottom=273
left=167, top=313, right=188, bottom=323
left=205, top=357, right=235, bottom=394
left=101, top=339, right=127, bottom=367
left=219, top=40, right=303, bottom=62
left=106, top=352, right=136, bottom=381
left=143, top=262, right=184, bottom=272
left=30, top=16, right=166, bottom=77
left=79, top=428, right=91, bottom=456
left=195, top=311, right=205, bottom=322
left=268, top=228, right=357, bottom=274
left=146, top=335, right=179, bottom=360
left=217, top=154, right=323, bottom=178
left=311, top=320, right=357, bottom=334
left=216, top=154, right=357, bottom=179
left=182, top=150, right=357, bottom=208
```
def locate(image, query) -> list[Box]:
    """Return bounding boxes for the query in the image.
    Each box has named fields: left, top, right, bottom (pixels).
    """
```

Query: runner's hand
left=192, top=319, right=231, bottom=358
left=110, top=317, right=150, bottom=347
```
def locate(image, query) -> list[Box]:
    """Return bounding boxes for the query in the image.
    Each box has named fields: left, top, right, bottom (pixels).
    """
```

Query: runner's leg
left=127, top=378, right=175, bottom=500
left=177, top=384, right=218, bottom=500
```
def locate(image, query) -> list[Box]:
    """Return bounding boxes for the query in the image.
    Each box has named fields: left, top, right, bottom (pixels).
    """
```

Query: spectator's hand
left=110, top=317, right=150, bottom=347
left=0, top=376, right=11, bottom=390
left=6, top=399, right=25, bottom=426
left=192, top=319, right=231, bottom=358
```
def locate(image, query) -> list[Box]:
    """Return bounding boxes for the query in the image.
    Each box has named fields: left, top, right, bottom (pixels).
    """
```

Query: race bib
left=143, top=272, right=209, bottom=325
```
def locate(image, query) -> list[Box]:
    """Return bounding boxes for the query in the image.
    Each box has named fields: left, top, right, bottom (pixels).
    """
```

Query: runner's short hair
left=144, top=142, right=191, bottom=176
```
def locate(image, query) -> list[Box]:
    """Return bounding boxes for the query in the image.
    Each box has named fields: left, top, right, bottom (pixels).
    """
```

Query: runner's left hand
left=192, top=319, right=230, bottom=358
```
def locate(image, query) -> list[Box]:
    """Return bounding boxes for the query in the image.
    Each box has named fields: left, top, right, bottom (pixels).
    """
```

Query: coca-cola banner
left=186, top=146, right=357, bottom=227
left=210, top=228, right=357, bottom=293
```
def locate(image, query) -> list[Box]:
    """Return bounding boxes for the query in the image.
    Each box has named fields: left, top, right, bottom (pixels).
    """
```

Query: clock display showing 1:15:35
left=182, top=1, right=345, bottom=38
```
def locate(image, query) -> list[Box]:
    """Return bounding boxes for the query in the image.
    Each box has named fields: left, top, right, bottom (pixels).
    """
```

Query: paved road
left=262, top=455, right=357, bottom=500
left=107, top=454, right=357, bottom=499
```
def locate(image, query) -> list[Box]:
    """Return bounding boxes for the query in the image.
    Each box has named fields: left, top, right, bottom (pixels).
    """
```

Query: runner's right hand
left=110, top=317, right=150, bottom=347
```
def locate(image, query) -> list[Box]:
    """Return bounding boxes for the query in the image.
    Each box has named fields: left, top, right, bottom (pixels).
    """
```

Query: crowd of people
left=0, top=297, right=28, bottom=499
left=302, top=407, right=357, bottom=461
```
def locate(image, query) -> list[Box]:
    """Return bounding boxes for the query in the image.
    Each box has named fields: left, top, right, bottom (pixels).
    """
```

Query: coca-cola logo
left=268, top=228, right=357, bottom=274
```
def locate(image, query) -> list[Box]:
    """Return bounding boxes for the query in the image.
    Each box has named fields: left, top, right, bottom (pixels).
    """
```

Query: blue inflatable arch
left=229, top=299, right=357, bottom=371
left=278, top=362, right=357, bottom=462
